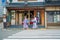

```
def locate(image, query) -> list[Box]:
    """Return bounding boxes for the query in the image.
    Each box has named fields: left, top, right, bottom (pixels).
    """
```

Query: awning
left=6, top=2, right=45, bottom=8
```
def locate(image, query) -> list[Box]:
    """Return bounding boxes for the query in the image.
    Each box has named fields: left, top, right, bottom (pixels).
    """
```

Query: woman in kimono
left=23, top=16, right=29, bottom=30
left=32, top=16, right=38, bottom=29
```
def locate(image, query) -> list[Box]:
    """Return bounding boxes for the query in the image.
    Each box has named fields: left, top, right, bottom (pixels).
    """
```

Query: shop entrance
left=15, top=10, right=34, bottom=25
left=7, top=10, right=45, bottom=28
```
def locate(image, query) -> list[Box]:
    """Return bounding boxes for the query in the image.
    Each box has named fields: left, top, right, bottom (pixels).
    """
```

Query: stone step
left=12, top=33, right=60, bottom=36
left=7, top=36, right=60, bottom=39
left=3, top=39, right=60, bottom=40
left=48, top=26, right=60, bottom=29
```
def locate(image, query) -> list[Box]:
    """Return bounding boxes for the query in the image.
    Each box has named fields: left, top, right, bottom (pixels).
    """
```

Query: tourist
left=32, top=16, right=38, bottom=29
left=23, top=16, right=29, bottom=30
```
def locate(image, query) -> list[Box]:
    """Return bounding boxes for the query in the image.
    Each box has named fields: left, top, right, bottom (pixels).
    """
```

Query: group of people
left=23, top=16, right=38, bottom=29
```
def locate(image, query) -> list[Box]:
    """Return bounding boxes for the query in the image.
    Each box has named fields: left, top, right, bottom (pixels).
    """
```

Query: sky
left=0, top=0, right=3, bottom=16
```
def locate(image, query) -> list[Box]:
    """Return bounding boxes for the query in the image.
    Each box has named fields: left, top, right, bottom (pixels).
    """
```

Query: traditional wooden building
left=3, top=0, right=60, bottom=28
left=45, top=0, right=60, bottom=28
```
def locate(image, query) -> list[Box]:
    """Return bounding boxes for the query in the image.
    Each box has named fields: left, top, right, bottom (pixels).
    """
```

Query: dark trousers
left=4, top=22, right=7, bottom=28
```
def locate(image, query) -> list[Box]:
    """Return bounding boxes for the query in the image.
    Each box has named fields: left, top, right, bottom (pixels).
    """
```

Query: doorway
left=22, top=11, right=34, bottom=25
left=10, top=10, right=45, bottom=28
left=16, top=10, right=34, bottom=25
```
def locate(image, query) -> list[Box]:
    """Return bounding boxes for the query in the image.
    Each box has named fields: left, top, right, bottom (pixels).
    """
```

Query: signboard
left=1, top=0, right=6, bottom=6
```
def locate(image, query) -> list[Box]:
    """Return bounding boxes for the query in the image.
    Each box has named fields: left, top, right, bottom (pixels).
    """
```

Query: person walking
left=32, top=16, right=38, bottom=29
left=23, top=16, right=29, bottom=30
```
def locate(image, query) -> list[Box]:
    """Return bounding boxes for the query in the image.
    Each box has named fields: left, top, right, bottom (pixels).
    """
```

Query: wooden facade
left=6, top=7, right=45, bottom=28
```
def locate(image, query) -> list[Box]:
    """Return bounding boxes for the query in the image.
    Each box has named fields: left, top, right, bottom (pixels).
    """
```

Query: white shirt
left=3, top=18, right=6, bottom=22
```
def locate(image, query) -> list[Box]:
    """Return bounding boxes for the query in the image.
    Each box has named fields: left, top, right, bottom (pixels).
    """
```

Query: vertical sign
left=2, top=0, right=6, bottom=6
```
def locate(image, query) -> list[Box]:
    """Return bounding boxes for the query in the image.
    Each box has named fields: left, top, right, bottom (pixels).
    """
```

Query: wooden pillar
left=34, top=10, right=37, bottom=17
left=19, top=13, right=22, bottom=25
left=28, top=10, right=30, bottom=20
left=41, top=10, right=45, bottom=26
left=28, top=10, right=30, bottom=24
left=16, top=13, right=19, bottom=25
left=45, top=12, right=47, bottom=28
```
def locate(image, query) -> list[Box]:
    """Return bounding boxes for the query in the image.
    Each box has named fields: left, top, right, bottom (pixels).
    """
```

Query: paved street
left=0, top=28, right=22, bottom=40
left=0, top=0, right=60, bottom=40
left=3, top=29, right=60, bottom=40
left=0, top=22, right=60, bottom=40
left=0, top=22, right=22, bottom=40
left=0, top=22, right=3, bottom=29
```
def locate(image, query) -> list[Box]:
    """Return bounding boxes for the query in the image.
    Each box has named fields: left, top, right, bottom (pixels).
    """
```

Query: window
left=11, top=10, right=15, bottom=25
left=47, top=12, right=54, bottom=23
left=11, top=10, right=15, bottom=19
left=56, top=12, right=60, bottom=22
left=47, top=11, right=60, bottom=23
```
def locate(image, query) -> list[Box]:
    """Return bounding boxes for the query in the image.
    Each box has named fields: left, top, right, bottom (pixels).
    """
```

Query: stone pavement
left=0, top=22, right=3, bottom=29
left=3, top=29, right=60, bottom=40
left=0, top=28, right=22, bottom=40
left=0, top=22, right=60, bottom=40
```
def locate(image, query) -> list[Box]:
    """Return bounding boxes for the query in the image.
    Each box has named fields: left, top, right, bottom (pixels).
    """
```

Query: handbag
left=30, top=21, right=33, bottom=24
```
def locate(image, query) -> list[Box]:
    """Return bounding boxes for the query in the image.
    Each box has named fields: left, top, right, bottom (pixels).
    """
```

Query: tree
left=9, top=0, right=12, bottom=3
